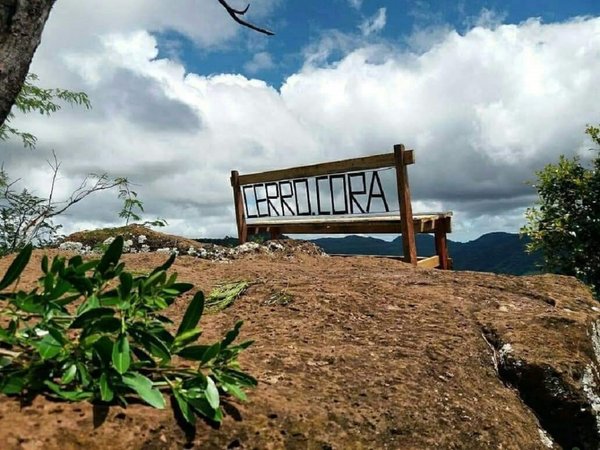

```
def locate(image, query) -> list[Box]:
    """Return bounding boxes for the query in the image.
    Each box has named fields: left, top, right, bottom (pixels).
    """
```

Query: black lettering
left=329, top=174, right=348, bottom=215
left=265, top=182, right=280, bottom=216
left=348, top=173, right=366, bottom=214
left=315, top=176, right=330, bottom=215
left=279, top=181, right=296, bottom=216
left=253, top=184, right=269, bottom=218
left=293, top=179, right=312, bottom=216
left=242, top=185, right=257, bottom=218
left=366, top=171, right=390, bottom=213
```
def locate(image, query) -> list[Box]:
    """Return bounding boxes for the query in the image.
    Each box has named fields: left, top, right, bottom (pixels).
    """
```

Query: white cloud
left=4, top=9, right=600, bottom=242
left=348, top=0, right=363, bottom=10
left=244, top=51, right=276, bottom=74
left=359, top=8, right=387, bottom=36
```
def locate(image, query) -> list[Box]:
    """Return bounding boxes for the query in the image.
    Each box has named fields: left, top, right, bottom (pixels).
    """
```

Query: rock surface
left=0, top=233, right=599, bottom=449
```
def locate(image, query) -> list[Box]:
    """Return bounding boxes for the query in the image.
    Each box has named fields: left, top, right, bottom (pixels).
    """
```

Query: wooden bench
left=231, top=144, right=452, bottom=269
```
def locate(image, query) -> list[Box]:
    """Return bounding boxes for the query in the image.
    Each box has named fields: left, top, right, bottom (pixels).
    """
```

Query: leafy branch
left=0, top=73, right=91, bottom=149
left=0, top=237, right=256, bottom=427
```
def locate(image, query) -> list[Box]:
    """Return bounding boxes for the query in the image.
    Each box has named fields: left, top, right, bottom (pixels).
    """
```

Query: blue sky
left=3, top=0, right=600, bottom=242
left=157, top=0, right=600, bottom=87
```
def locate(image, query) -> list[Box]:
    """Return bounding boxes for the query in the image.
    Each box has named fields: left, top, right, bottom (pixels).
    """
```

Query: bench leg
left=434, top=223, right=450, bottom=270
left=270, top=227, right=282, bottom=240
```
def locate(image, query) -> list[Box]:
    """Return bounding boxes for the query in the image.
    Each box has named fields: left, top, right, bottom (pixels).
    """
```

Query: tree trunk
left=0, top=0, right=56, bottom=127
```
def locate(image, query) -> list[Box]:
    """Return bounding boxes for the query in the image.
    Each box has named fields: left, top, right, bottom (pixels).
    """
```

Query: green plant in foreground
left=0, top=237, right=256, bottom=426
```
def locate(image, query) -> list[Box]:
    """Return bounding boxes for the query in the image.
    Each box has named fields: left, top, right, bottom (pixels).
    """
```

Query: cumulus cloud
left=4, top=7, right=600, bottom=242
left=359, top=8, right=387, bottom=36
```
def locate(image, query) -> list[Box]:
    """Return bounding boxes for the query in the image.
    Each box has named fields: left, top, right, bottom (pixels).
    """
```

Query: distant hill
left=196, top=232, right=542, bottom=275
left=311, top=232, right=543, bottom=275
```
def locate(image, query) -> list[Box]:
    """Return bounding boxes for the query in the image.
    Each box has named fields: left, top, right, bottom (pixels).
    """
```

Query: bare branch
left=217, top=0, right=274, bottom=36
left=46, top=150, right=60, bottom=208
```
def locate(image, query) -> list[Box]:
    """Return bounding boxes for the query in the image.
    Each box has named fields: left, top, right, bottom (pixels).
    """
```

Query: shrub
left=522, top=125, right=600, bottom=297
left=0, top=237, right=256, bottom=426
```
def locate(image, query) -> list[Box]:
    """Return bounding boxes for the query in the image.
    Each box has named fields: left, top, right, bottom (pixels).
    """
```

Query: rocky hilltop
left=0, top=228, right=599, bottom=449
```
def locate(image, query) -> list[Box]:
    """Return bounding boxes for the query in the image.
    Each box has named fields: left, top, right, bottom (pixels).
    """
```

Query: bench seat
left=246, top=212, right=452, bottom=235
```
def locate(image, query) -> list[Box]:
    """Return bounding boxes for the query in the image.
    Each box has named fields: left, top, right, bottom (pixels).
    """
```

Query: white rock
left=59, top=241, right=83, bottom=252
left=187, top=246, right=197, bottom=256
left=103, top=237, right=115, bottom=246
left=267, top=241, right=285, bottom=252
left=156, top=248, right=172, bottom=254
left=138, top=235, right=147, bottom=244
left=236, top=242, right=261, bottom=254
left=141, top=244, right=151, bottom=253
left=123, top=239, right=134, bottom=253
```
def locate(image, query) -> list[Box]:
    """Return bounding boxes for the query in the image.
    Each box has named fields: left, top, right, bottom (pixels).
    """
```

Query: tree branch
left=217, top=0, right=274, bottom=36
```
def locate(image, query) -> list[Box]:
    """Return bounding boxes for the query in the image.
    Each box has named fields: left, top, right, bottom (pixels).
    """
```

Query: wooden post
left=394, top=144, right=417, bottom=265
left=434, top=218, right=450, bottom=270
left=270, top=228, right=282, bottom=240
left=230, top=170, right=248, bottom=243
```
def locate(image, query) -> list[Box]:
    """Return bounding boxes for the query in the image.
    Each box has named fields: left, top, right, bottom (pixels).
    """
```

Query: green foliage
left=0, top=237, right=256, bottom=426
left=522, top=125, right=600, bottom=296
left=0, top=73, right=91, bottom=149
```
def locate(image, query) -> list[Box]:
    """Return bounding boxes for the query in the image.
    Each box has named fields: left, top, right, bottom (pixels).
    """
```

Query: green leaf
left=176, top=345, right=210, bottom=361
left=119, top=272, right=133, bottom=299
left=129, top=328, right=171, bottom=361
left=122, top=373, right=165, bottom=409
left=172, top=328, right=202, bottom=350
left=201, top=342, right=221, bottom=365
left=112, top=334, right=131, bottom=374
left=70, top=307, right=114, bottom=328
left=61, top=364, right=77, bottom=384
left=0, top=244, right=32, bottom=290
left=222, top=382, right=247, bottom=401
left=44, top=381, right=93, bottom=401
left=151, top=252, right=176, bottom=275
left=172, top=389, right=196, bottom=424
left=95, top=317, right=122, bottom=333
left=93, top=336, right=114, bottom=367
left=76, top=362, right=91, bottom=386
left=36, top=333, right=63, bottom=359
left=176, top=291, right=204, bottom=337
left=96, top=236, right=124, bottom=276
left=187, top=397, right=222, bottom=423
left=41, top=255, right=49, bottom=274
left=99, top=372, right=114, bottom=402
left=168, top=283, right=194, bottom=295
left=1, top=374, right=25, bottom=394
left=205, top=376, right=220, bottom=410
left=75, top=294, right=100, bottom=315
left=222, top=321, right=243, bottom=348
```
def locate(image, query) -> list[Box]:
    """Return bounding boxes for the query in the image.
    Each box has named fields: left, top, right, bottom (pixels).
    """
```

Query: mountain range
left=311, top=232, right=542, bottom=275
left=196, top=232, right=542, bottom=275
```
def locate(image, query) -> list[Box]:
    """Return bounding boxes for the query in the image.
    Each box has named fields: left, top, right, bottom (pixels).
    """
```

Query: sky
left=2, top=0, right=600, bottom=242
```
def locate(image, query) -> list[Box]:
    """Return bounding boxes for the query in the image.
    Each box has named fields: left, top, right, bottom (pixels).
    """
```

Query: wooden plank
left=230, top=171, right=247, bottom=243
left=395, top=144, right=417, bottom=266
left=247, top=214, right=451, bottom=235
left=247, top=212, right=451, bottom=226
left=417, top=255, right=440, bottom=269
left=247, top=218, right=440, bottom=235
left=238, top=150, right=414, bottom=185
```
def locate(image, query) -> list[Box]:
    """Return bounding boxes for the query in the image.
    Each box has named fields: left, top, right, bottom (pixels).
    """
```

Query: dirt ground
left=0, top=244, right=599, bottom=449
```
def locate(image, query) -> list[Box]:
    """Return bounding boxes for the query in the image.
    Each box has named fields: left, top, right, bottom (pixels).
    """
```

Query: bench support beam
left=395, top=144, right=417, bottom=266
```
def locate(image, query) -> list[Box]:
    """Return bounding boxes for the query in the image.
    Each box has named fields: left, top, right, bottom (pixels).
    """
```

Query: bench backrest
left=231, top=144, right=419, bottom=263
